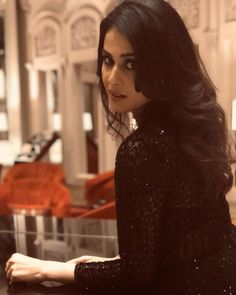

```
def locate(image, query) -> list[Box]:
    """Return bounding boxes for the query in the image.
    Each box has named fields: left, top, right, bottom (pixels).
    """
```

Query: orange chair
left=70, top=171, right=115, bottom=218
left=0, top=163, right=3, bottom=182
left=79, top=201, right=116, bottom=219
left=3, top=162, right=65, bottom=183
left=0, top=179, right=71, bottom=217
left=84, top=170, right=115, bottom=207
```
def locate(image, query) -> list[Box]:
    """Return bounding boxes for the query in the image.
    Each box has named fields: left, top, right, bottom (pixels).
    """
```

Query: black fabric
left=74, top=121, right=236, bottom=295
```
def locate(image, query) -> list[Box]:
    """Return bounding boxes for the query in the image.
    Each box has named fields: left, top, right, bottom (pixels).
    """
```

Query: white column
left=97, top=97, right=117, bottom=173
left=4, top=0, right=22, bottom=161
left=62, top=63, right=87, bottom=181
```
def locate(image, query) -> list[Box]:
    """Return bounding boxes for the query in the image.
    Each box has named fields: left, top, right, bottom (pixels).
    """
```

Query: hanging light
left=0, top=112, right=8, bottom=131
left=52, top=113, right=62, bottom=131
left=83, top=112, right=93, bottom=131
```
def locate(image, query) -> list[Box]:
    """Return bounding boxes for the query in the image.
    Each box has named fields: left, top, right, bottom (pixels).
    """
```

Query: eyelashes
left=102, top=55, right=114, bottom=66
left=125, top=59, right=135, bottom=70
left=102, top=54, right=135, bottom=71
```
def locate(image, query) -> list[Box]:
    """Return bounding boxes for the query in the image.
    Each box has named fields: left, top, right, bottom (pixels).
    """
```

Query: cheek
left=125, top=74, right=136, bottom=91
left=101, top=66, right=108, bottom=88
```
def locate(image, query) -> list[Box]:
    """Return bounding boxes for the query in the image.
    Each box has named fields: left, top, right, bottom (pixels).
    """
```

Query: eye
left=102, top=55, right=113, bottom=66
left=125, top=59, right=135, bottom=70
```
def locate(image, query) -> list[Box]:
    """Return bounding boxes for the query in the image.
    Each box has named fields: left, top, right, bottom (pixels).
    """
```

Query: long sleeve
left=74, top=127, right=173, bottom=293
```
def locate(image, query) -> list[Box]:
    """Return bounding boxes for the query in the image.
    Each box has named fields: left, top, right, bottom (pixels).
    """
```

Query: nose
left=107, top=65, right=122, bottom=85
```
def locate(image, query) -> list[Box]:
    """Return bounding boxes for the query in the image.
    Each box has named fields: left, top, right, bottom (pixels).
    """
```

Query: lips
left=108, top=90, right=127, bottom=100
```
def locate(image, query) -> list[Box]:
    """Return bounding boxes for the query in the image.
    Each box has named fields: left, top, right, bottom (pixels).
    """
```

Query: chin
left=109, top=104, right=124, bottom=114
left=111, top=106, right=130, bottom=114
left=109, top=102, right=135, bottom=114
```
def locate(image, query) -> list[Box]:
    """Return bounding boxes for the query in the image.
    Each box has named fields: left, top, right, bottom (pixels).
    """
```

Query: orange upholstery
left=69, top=171, right=115, bottom=218
left=79, top=201, right=116, bottom=219
left=0, top=179, right=71, bottom=217
left=102, top=178, right=115, bottom=203
left=4, top=162, right=65, bottom=183
left=0, top=183, right=10, bottom=215
left=84, top=170, right=115, bottom=207
left=0, top=163, right=3, bottom=182
left=69, top=206, right=89, bottom=217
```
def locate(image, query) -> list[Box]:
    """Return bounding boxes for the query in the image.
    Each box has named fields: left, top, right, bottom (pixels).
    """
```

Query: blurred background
left=0, top=0, right=235, bottom=213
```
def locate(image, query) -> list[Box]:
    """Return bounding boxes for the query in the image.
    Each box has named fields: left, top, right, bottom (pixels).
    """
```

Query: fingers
left=5, top=253, right=17, bottom=283
left=6, top=262, right=17, bottom=284
left=66, top=256, right=91, bottom=264
left=5, top=254, right=16, bottom=277
left=66, top=259, right=78, bottom=264
left=5, top=260, right=12, bottom=274
left=66, top=255, right=115, bottom=264
left=6, top=264, right=12, bottom=280
left=5, top=253, right=31, bottom=284
left=76, top=255, right=94, bottom=263
left=7, top=268, right=15, bottom=284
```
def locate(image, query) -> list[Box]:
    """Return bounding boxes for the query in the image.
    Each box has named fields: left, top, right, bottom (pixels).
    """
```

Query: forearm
left=42, top=261, right=75, bottom=283
left=43, top=255, right=120, bottom=283
left=43, top=257, right=120, bottom=282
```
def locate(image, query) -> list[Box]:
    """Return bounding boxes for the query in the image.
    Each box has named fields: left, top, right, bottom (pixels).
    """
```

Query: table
left=0, top=214, right=118, bottom=295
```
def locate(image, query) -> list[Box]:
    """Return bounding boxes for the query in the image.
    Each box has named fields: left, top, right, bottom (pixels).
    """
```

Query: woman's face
left=101, top=27, right=149, bottom=113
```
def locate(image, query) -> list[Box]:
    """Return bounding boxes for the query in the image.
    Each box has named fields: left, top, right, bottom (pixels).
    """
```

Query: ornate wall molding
left=65, top=7, right=101, bottom=63
left=225, top=0, right=236, bottom=22
left=35, top=26, right=57, bottom=57
left=19, top=0, right=31, bottom=12
left=71, top=16, right=97, bottom=51
left=168, top=0, right=200, bottom=29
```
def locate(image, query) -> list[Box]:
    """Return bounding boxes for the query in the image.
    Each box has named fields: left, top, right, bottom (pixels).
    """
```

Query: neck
left=132, top=104, right=146, bottom=126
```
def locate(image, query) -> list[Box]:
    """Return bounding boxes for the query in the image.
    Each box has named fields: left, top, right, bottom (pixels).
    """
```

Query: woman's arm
left=67, top=255, right=120, bottom=264
left=5, top=253, right=120, bottom=284
left=5, top=253, right=75, bottom=283
left=73, top=129, right=173, bottom=292
left=6, top=129, right=173, bottom=292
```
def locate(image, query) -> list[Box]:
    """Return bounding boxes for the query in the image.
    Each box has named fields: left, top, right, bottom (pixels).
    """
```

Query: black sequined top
left=74, top=117, right=236, bottom=295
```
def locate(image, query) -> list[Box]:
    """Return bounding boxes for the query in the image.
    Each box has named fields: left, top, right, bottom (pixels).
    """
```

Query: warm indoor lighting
left=232, top=99, right=236, bottom=131
left=0, top=69, right=6, bottom=99
left=0, top=112, right=8, bottom=131
left=52, top=113, right=62, bottom=131
left=83, top=112, right=93, bottom=131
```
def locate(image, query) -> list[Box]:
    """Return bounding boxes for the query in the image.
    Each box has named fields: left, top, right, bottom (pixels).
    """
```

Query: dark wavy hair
left=97, top=0, right=233, bottom=195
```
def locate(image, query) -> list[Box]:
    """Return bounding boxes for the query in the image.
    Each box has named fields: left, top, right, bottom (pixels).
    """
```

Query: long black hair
left=97, top=0, right=233, bottom=196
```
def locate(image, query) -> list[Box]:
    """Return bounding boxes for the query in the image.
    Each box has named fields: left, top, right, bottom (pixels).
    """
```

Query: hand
left=5, top=253, right=46, bottom=284
left=67, top=255, right=120, bottom=264
left=5, top=253, right=75, bottom=284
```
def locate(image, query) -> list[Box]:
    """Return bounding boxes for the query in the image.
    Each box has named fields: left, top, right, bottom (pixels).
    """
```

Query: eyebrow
left=102, top=49, right=135, bottom=58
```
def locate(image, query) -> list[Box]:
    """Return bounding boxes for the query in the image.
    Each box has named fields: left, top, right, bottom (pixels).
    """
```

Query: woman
left=5, top=0, right=236, bottom=294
